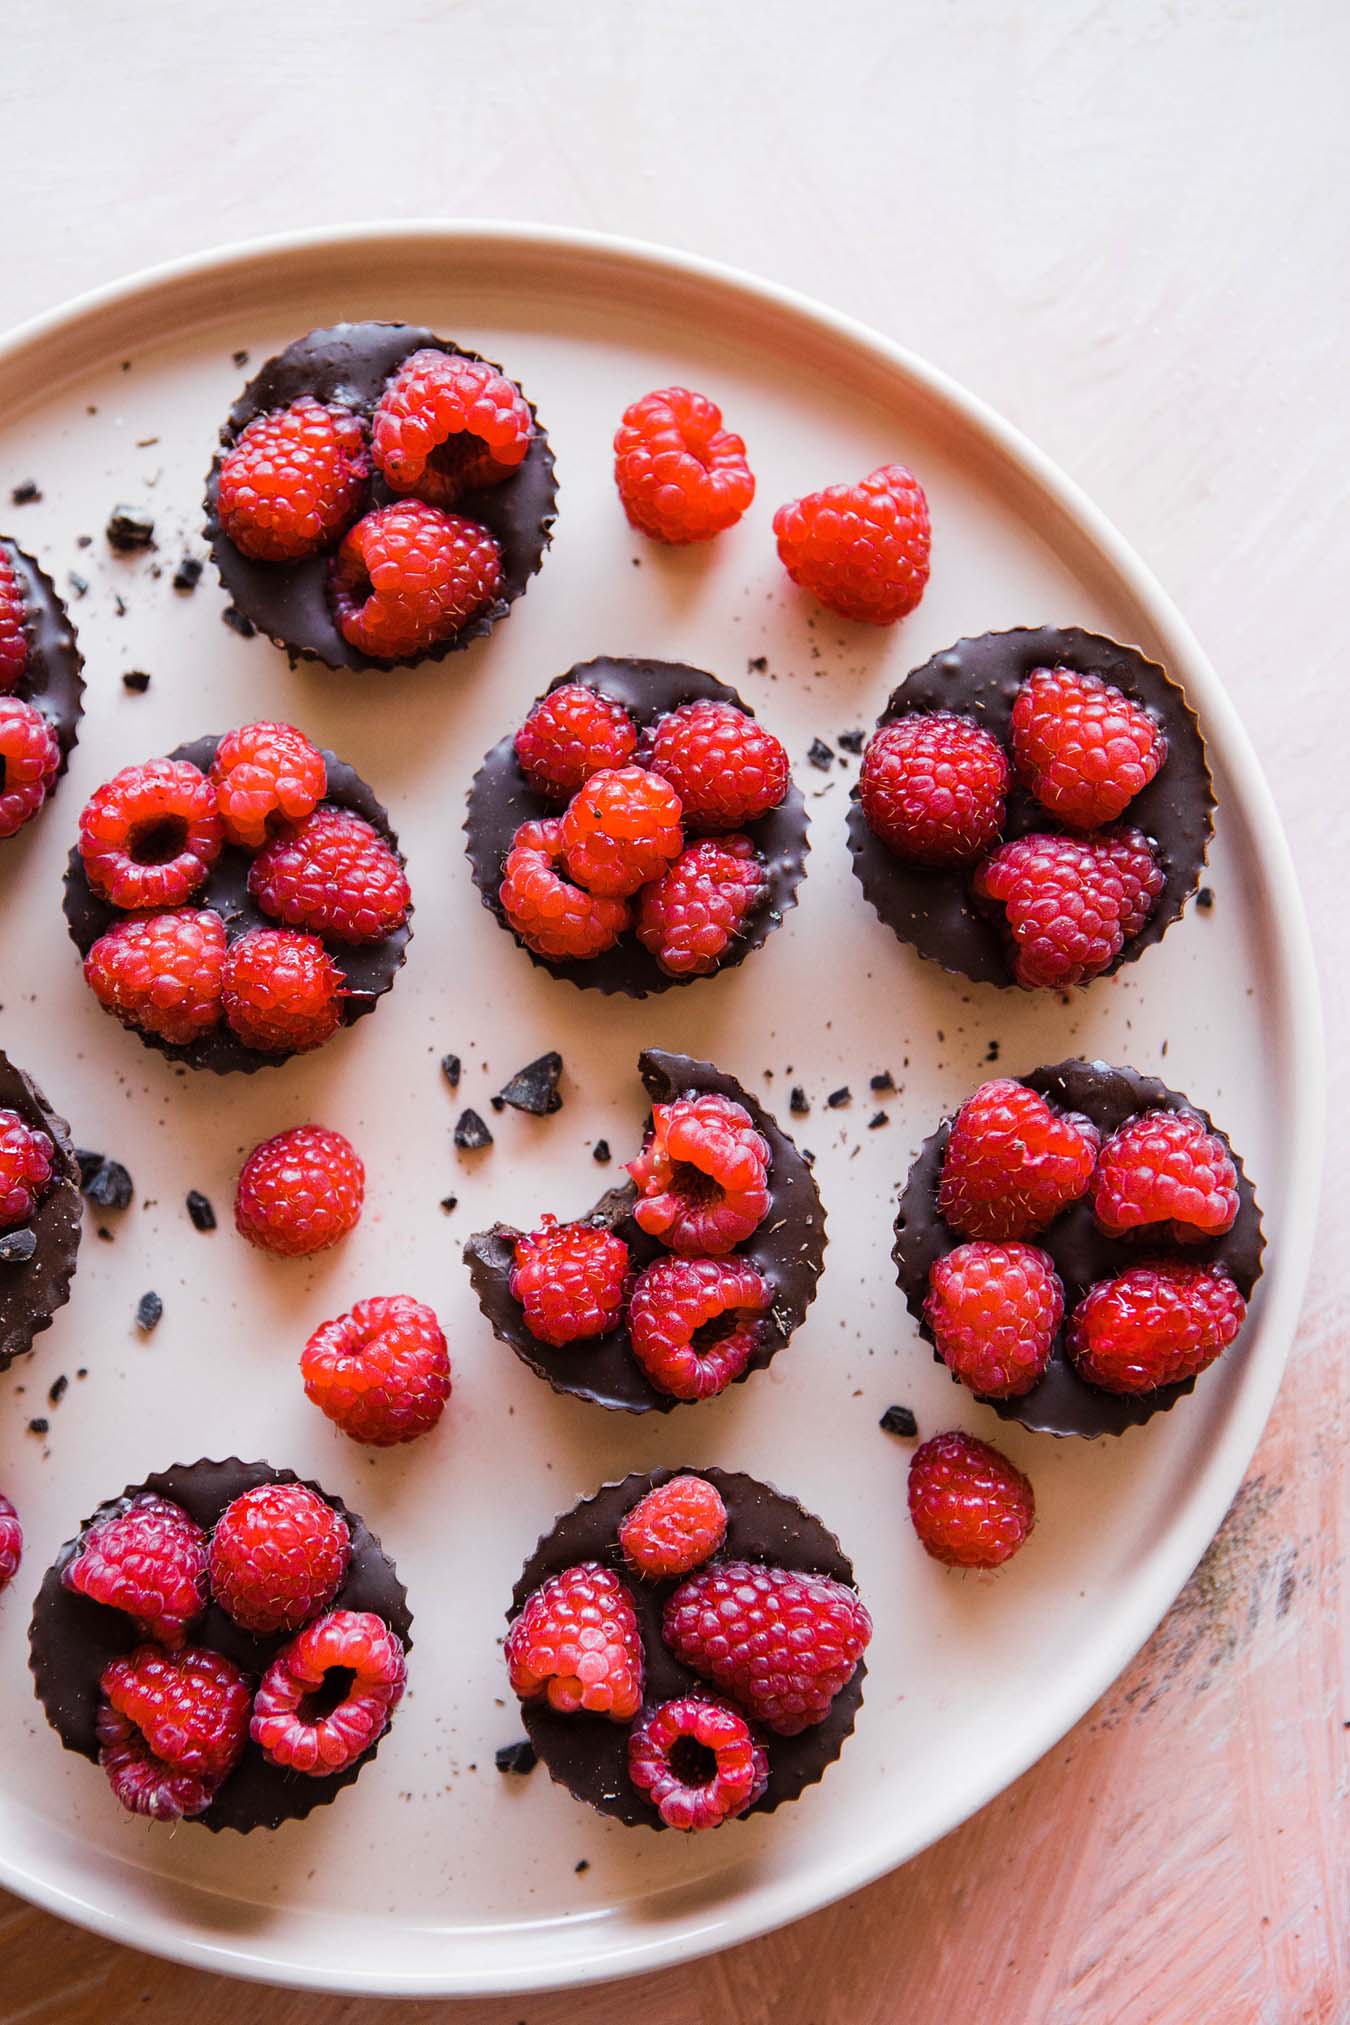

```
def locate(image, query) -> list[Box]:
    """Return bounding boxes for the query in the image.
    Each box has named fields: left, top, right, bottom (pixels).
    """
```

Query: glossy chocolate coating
left=0, top=1053, right=81, bottom=1370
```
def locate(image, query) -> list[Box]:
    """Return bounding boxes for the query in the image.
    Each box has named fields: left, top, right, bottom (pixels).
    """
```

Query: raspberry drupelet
left=620, top=1475, right=728, bottom=1581
left=0, top=696, right=61, bottom=839
left=209, top=720, right=328, bottom=849
left=938, top=1077, right=1099, bottom=1241
left=301, top=1294, right=451, bottom=1446
left=859, top=712, right=1009, bottom=866
left=499, top=817, right=632, bottom=961
left=0, top=1107, right=54, bottom=1230
left=251, top=1608, right=406, bottom=1775
left=372, top=348, right=533, bottom=508
left=973, top=827, right=1165, bottom=989
left=222, top=927, right=345, bottom=1053
left=510, top=1216, right=629, bottom=1348
left=84, top=908, right=226, bottom=1047
left=662, top=1559, right=872, bottom=1734
left=635, top=833, right=768, bottom=978
left=627, top=1255, right=773, bottom=1401
left=627, top=1092, right=771, bottom=1255
left=329, top=500, right=503, bottom=661
left=78, top=757, right=223, bottom=910
left=1010, top=665, right=1168, bottom=830
left=235, top=1125, right=365, bottom=1258
left=0, top=549, right=29, bottom=692
left=613, top=386, right=755, bottom=544
left=208, top=1480, right=351, bottom=1637
left=628, top=1696, right=769, bottom=1829
left=907, top=1430, right=1035, bottom=1570
left=506, top=1562, right=644, bottom=1720
left=925, top=1241, right=1065, bottom=1398
left=1068, top=1261, right=1246, bottom=1394
left=1090, top=1109, right=1240, bottom=1243
left=62, top=1491, right=208, bottom=1647
left=773, top=461, right=931, bottom=624
left=97, top=1644, right=251, bottom=1820
left=216, top=396, right=370, bottom=562
left=515, top=683, right=639, bottom=799
left=560, top=765, right=684, bottom=898
left=648, top=701, right=789, bottom=829
left=0, top=1493, right=21, bottom=1592
left=249, top=805, right=410, bottom=945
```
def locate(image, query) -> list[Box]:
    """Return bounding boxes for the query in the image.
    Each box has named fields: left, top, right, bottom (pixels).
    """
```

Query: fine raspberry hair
left=217, top=395, right=370, bottom=562
left=1068, top=1261, right=1247, bottom=1394
left=627, top=1255, right=773, bottom=1401
left=235, top=1125, right=365, bottom=1258
left=249, top=805, right=410, bottom=945
left=222, top=927, right=345, bottom=1053
left=0, top=1107, right=54, bottom=1230
left=620, top=1475, right=728, bottom=1581
left=372, top=348, right=533, bottom=507
left=1010, top=665, right=1168, bottom=830
left=859, top=712, right=1009, bottom=866
left=628, top=1696, right=769, bottom=1830
left=648, top=701, right=789, bottom=830
left=627, top=1092, right=771, bottom=1255
left=330, top=500, right=503, bottom=661
left=301, top=1294, right=451, bottom=1446
left=208, top=1480, right=351, bottom=1637
left=499, top=817, right=631, bottom=962
left=0, top=696, right=60, bottom=839
left=0, top=1493, right=20, bottom=1592
left=62, top=1491, right=208, bottom=1647
left=78, top=756, right=223, bottom=911
left=907, top=1430, right=1036, bottom=1570
left=514, top=683, right=639, bottom=799
left=560, top=765, right=684, bottom=898
left=509, top=1215, right=630, bottom=1348
left=1091, top=1108, right=1240, bottom=1243
left=773, top=461, right=931, bottom=624
left=506, top=1562, right=644, bottom=1720
left=925, top=1241, right=1065, bottom=1398
left=209, top=721, right=327, bottom=850
left=614, top=386, right=755, bottom=544
left=84, top=908, right=227, bottom=1047
left=938, top=1078, right=1100, bottom=1241
left=0, top=549, right=29, bottom=692
left=97, top=1644, right=251, bottom=1820
left=973, top=827, right=1165, bottom=988
left=663, top=1559, right=872, bottom=1735
left=635, top=833, right=768, bottom=978
left=251, top=1608, right=406, bottom=1776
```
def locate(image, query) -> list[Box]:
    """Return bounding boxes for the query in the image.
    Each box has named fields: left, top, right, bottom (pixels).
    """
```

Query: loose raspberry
left=925, top=1241, right=1064, bottom=1398
left=251, top=1608, right=406, bottom=1775
left=0, top=549, right=29, bottom=692
left=635, top=833, right=768, bottom=978
left=938, top=1078, right=1100, bottom=1240
left=1068, top=1261, right=1247, bottom=1394
left=222, top=927, right=344, bottom=1053
left=1091, top=1109, right=1240, bottom=1243
left=510, top=1215, right=629, bottom=1348
left=209, top=721, right=327, bottom=849
left=98, top=1645, right=250, bottom=1820
left=0, top=696, right=60, bottom=839
left=859, top=712, right=1008, bottom=866
left=514, top=683, right=639, bottom=799
left=301, top=1294, right=451, bottom=1446
left=499, top=816, right=631, bottom=962
left=560, top=766, right=684, bottom=898
left=235, top=1124, right=364, bottom=1258
left=330, top=500, right=502, bottom=661
left=648, top=701, right=789, bottom=830
left=78, top=757, right=223, bottom=910
left=663, top=1559, right=871, bottom=1734
left=0, top=1492, right=20, bottom=1592
left=773, top=461, right=931, bottom=624
left=62, top=1492, right=208, bottom=1646
left=908, top=1430, right=1035, bottom=1570
left=627, top=1092, right=771, bottom=1255
left=628, top=1695, right=768, bottom=1829
left=613, top=386, right=755, bottom=544
left=217, top=396, right=370, bottom=561
left=84, top=907, right=226, bottom=1047
left=506, top=1562, right=643, bottom=1720
left=1011, top=666, right=1167, bottom=830
left=628, top=1256, right=773, bottom=1401
left=208, top=1480, right=351, bottom=1636
left=620, top=1475, right=728, bottom=1580
left=0, top=1107, right=54, bottom=1230
left=973, top=827, right=1165, bottom=988
left=372, top=348, right=533, bottom=507
left=249, top=805, right=410, bottom=945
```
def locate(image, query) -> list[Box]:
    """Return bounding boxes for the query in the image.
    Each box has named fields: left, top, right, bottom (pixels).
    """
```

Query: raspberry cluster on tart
left=893, top=1060, right=1265, bottom=1436
left=0, top=537, right=84, bottom=842
left=847, top=627, right=1214, bottom=989
left=466, top=1049, right=826, bottom=1413
left=465, top=657, right=808, bottom=995
left=505, top=1468, right=870, bottom=1829
left=29, top=1459, right=411, bottom=1832
left=205, top=322, right=557, bottom=669
left=0, top=1050, right=82, bottom=1371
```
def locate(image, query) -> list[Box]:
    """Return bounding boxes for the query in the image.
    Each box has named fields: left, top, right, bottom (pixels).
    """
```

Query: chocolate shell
left=0, top=1052, right=81, bottom=1371
left=1, top=537, right=84, bottom=812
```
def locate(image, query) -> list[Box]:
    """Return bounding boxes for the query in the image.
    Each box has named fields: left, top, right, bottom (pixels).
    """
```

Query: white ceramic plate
left=0, top=224, right=1322, bottom=1998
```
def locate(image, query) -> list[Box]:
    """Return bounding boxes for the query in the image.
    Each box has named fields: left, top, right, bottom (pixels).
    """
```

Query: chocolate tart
left=846, top=626, right=1214, bottom=987
left=205, top=321, right=557, bottom=670
left=1, top=536, right=84, bottom=816
left=466, top=1049, right=826, bottom=1413
left=465, top=657, right=809, bottom=997
left=893, top=1060, right=1265, bottom=1436
left=62, top=732, right=412, bottom=1074
left=508, top=1467, right=866, bottom=1827
left=0, top=1052, right=81, bottom=1371
left=29, top=1458, right=412, bottom=1833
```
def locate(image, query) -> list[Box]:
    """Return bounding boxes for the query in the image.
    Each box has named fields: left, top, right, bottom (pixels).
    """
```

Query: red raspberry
left=249, top=805, right=410, bottom=945
left=773, top=462, right=931, bottom=624
left=1010, top=666, right=1167, bottom=830
left=1091, top=1109, right=1240, bottom=1243
left=222, top=927, right=344, bottom=1054
left=209, top=721, right=327, bottom=849
left=330, top=500, right=502, bottom=661
left=235, top=1125, right=364, bottom=1258
left=499, top=816, right=631, bottom=962
left=925, top=1241, right=1064, bottom=1398
left=627, top=1093, right=771, bottom=1255
left=506, top=1562, right=643, bottom=1720
left=62, top=1491, right=208, bottom=1646
left=938, top=1077, right=1099, bottom=1240
left=663, top=1559, right=872, bottom=1734
left=620, top=1474, right=728, bottom=1580
left=973, top=827, right=1165, bottom=988
left=510, top=1215, right=629, bottom=1348
left=628, top=1695, right=768, bottom=1830
left=613, top=386, right=755, bottom=544
left=217, top=396, right=369, bottom=561
left=372, top=348, right=533, bottom=507
left=208, top=1480, right=351, bottom=1636
left=648, top=701, right=789, bottom=830
left=635, top=833, right=768, bottom=978
left=628, top=1255, right=773, bottom=1401
left=97, top=1644, right=250, bottom=1820
left=1068, top=1261, right=1247, bottom=1394
left=0, top=696, right=60, bottom=839
left=514, top=683, right=639, bottom=799
left=84, top=907, right=226, bottom=1047
left=78, top=757, right=223, bottom=910
left=0, top=1107, right=54, bottom=1230
left=301, top=1294, right=451, bottom=1446
left=908, top=1430, right=1035, bottom=1570
left=251, top=1608, right=406, bottom=1775
left=0, top=549, right=29, bottom=692
left=0, top=1492, right=21, bottom=1592
left=561, top=765, right=684, bottom=898
left=860, top=712, right=1008, bottom=866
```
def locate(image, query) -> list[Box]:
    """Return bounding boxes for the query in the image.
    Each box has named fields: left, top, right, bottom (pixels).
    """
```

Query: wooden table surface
left=3, top=2, right=1345, bottom=2018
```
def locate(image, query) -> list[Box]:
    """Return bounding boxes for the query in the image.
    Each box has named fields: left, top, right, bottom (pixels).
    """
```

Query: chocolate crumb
left=575, top=1859, right=589, bottom=1874
left=592, top=1139, right=611, bottom=1164
left=807, top=737, right=834, bottom=771
left=868, top=1111, right=889, bottom=1129
left=826, top=1086, right=851, bottom=1108
left=10, top=478, right=41, bottom=506
left=77, top=1368, right=87, bottom=1379
left=67, top=572, right=89, bottom=599
left=1197, top=886, right=1215, bottom=911
left=106, top=506, right=155, bottom=552
left=135, top=436, right=160, bottom=450
left=496, top=1051, right=564, bottom=1116
left=221, top=603, right=256, bottom=638
left=231, top=349, right=250, bottom=369
left=96, top=1226, right=114, bottom=1243
left=880, top=1404, right=918, bottom=1438
left=439, top=1195, right=459, bottom=1215
left=837, top=728, right=865, bottom=754
left=490, top=1095, right=506, bottom=1113
left=869, top=1071, right=895, bottom=1094
left=76, top=533, right=92, bottom=548
left=113, top=594, right=127, bottom=618
left=495, top=1738, right=537, bottom=1775
left=748, top=655, right=768, bottom=673
left=47, top=1374, right=68, bottom=1407
left=122, top=670, right=151, bottom=694
left=789, top=1086, right=809, bottom=1115
left=441, top=1053, right=462, bottom=1090
left=27, top=1417, right=48, bottom=1437
left=455, top=1109, right=493, bottom=1152
left=136, top=1291, right=163, bottom=1333
left=186, top=1190, right=217, bottom=1232
left=172, top=556, right=204, bottom=592
left=0, top=1228, right=37, bottom=1264
left=985, top=1040, right=1001, bottom=1063
left=76, top=1152, right=134, bottom=1210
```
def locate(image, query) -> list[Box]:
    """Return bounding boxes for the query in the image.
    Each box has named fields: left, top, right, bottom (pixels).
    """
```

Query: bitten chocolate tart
left=506, top=1467, right=870, bottom=1829
left=465, top=1049, right=826, bottom=1413
left=0, top=1051, right=81, bottom=1371
left=893, top=1060, right=1265, bottom=1436
left=465, top=657, right=809, bottom=996
left=846, top=626, right=1214, bottom=989
left=29, top=1458, right=412, bottom=1833
left=0, top=537, right=84, bottom=840
left=205, top=321, right=557, bottom=669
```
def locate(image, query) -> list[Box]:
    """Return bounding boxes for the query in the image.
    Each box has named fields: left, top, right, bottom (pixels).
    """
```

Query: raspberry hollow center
left=298, top=1665, right=357, bottom=1724
left=129, top=814, right=190, bottom=866
left=669, top=1734, right=719, bottom=1786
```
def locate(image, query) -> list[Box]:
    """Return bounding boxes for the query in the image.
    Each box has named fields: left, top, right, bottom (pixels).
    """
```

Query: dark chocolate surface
left=2, top=538, right=84, bottom=789
left=465, top=1049, right=827, bottom=1413
left=62, top=733, right=412, bottom=1074
left=0, top=1053, right=82, bottom=1371
left=509, top=1467, right=866, bottom=1827
left=204, top=322, right=557, bottom=670
left=893, top=1060, right=1265, bottom=1436
left=846, top=627, right=1214, bottom=987
left=29, top=1458, right=413, bottom=1834
left=464, top=658, right=809, bottom=997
